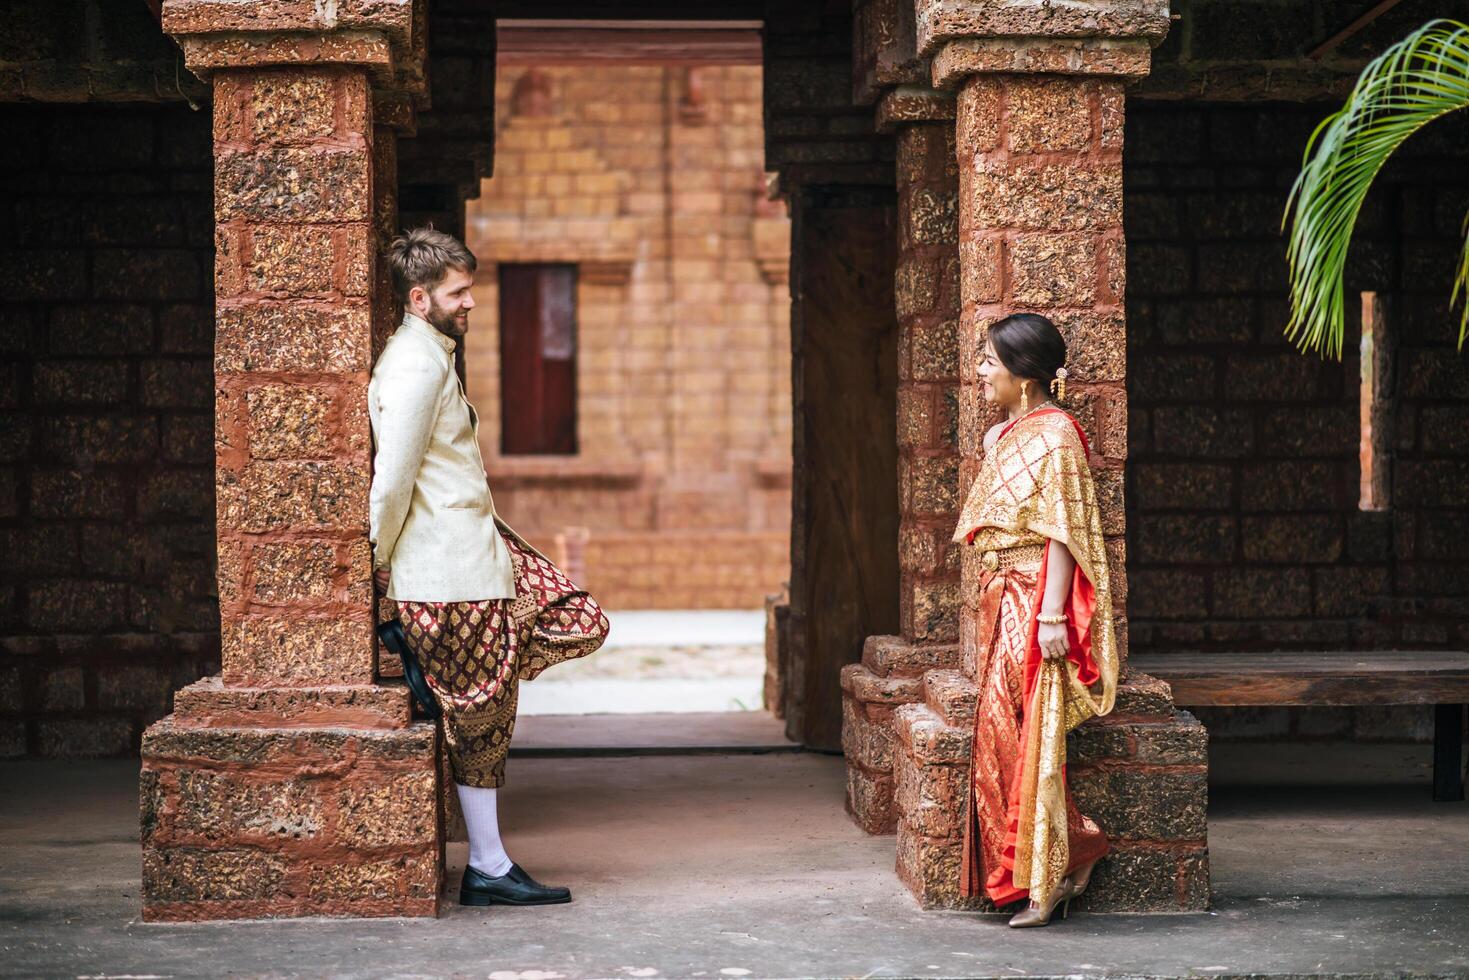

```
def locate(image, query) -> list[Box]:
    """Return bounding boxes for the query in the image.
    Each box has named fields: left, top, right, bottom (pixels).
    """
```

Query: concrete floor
left=2, top=732, right=1468, bottom=979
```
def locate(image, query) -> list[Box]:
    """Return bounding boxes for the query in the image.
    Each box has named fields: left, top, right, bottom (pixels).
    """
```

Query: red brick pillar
left=141, top=3, right=439, bottom=922
left=886, top=1, right=1211, bottom=912
left=841, top=88, right=963, bottom=835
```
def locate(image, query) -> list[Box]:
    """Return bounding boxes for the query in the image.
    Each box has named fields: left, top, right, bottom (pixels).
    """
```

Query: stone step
left=922, top=669, right=976, bottom=729
left=170, top=676, right=411, bottom=730
left=894, top=701, right=971, bottom=766
left=840, top=662, right=923, bottom=708
left=862, top=634, right=960, bottom=678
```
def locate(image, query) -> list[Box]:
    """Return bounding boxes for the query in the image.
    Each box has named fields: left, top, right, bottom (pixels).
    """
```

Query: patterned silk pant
left=395, top=533, right=609, bottom=788
left=962, top=561, right=1108, bottom=905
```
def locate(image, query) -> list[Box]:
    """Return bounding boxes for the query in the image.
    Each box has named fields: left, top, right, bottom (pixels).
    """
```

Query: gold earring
left=1020, top=382, right=1029, bottom=413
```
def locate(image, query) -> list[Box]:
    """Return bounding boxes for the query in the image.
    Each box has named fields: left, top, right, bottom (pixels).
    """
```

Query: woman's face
left=979, top=338, right=1028, bottom=408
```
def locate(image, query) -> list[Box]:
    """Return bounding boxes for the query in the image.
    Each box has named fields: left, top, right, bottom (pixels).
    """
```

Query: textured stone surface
left=221, top=614, right=374, bottom=688
left=140, top=717, right=439, bottom=921
left=916, top=0, right=1171, bottom=54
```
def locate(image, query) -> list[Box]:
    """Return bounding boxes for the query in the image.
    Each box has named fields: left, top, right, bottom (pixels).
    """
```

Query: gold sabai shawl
left=952, top=408, right=1118, bottom=903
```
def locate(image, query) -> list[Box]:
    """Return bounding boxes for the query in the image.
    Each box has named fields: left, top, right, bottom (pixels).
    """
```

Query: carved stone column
left=841, top=0, right=967, bottom=837
left=139, top=0, right=440, bottom=921
left=884, top=0, right=1212, bottom=912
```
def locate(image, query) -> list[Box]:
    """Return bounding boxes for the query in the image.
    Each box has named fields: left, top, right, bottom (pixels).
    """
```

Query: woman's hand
left=1037, top=619, right=1069, bottom=660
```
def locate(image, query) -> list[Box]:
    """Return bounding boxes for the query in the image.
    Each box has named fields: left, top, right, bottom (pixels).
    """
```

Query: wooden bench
left=1131, top=651, right=1469, bottom=801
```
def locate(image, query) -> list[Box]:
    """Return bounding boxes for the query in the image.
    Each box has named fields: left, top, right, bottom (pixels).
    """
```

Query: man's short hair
left=385, top=227, right=478, bottom=305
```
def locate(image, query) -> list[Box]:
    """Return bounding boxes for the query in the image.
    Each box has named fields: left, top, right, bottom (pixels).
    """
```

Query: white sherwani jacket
left=369, top=313, right=516, bottom=602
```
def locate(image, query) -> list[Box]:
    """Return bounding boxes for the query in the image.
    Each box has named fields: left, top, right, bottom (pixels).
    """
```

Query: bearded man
left=369, top=227, right=609, bottom=907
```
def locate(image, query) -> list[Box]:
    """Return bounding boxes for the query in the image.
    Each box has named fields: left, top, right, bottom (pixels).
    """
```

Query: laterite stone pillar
left=140, top=1, right=439, bottom=922
left=842, top=85, right=964, bottom=835
left=886, top=0, right=1212, bottom=911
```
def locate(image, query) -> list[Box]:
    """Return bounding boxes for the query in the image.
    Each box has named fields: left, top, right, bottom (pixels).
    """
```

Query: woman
left=952, top=312, right=1119, bottom=928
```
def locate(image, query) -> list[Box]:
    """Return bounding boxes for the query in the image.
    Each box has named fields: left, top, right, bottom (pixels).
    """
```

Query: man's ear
left=408, top=285, right=425, bottom=312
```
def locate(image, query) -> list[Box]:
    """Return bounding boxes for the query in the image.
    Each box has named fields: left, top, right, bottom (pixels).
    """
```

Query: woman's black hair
left=987, top=312, right=1066, bottom=385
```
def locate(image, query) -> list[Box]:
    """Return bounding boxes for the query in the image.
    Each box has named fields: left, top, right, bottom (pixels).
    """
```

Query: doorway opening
left=459, top=28, right=793, bottom=743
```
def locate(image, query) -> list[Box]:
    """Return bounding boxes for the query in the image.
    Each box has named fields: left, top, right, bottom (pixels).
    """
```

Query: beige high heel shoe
left=1067, top=857, right=1100, bottom=900
left=1006, top=882, right=1072, bottom=928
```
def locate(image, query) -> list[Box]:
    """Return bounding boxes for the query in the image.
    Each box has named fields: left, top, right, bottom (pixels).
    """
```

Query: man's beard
left=424, top=298, right=469, bottom=337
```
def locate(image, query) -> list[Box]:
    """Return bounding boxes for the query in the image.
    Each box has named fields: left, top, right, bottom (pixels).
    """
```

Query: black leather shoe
left=459, top=863, right=572, bottom=907
left=376, top=620, right=441, bottom=720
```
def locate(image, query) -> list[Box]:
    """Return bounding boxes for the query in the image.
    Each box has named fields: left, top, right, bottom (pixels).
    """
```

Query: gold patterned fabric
left=395, top=528, right=609, bottom=788
left=953, top=408, right=1118, bottom=906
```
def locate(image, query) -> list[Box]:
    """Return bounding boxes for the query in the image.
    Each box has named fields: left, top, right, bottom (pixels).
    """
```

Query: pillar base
left=892, top=670, right=1210, bottom=912
left=140, top=685, right=441, bottom=922
left=842, top=636, right=959, bottom=834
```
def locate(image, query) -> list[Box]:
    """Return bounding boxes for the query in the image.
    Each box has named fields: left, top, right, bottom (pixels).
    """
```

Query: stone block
left=908, top=580, right=959, bottom=642
left=40, top=414, right=158, bottom=464
left=246, top=383, right=335, bottom=459
left=845, top=762, right=896, bottom=835
left=248, top=539, right=338, bottom=604
left=1004, top=76, right=1093, bottom=153
left=36, top=717, right=134, bottom=757
left=1134, top=514, right=1236, bottom=564
left=305, top=854, right=438, bottom=903
left=33, top=360, right=129, bottom=405
left=1071, top=767, right=1207, bottom=840
left=98, top=664, right=173, bottom=712
left=222, top=613, right=374, bottom=688
left=336, top=772, right=437, bottom=847
left=140, top=716, right=439, bottom=921
left=894, top=702, right=970, bottom=764
left=170, top=676, right=409, bottom=730
left=244, top=224, right=334, bottom=295
left=909, top=318, right=960, bottom=380
left=1054, top=310, right=1125, bottom=383
left=1212, top=567, right=1312, bottom=618
left=142, top=846, right=287, bottom=902
left=94, top=248, right=202, bottom=301
left=862, top=635, right=960, bottom=677
left=896, top=821, right=989, bottom=911
left=904, top=454, right=960, bottom=514
left=954, top=236, right=1003, bottom=316
left=249, top=70, right=337, bottom=144
left=139, top=470, right=214, bottom=520
left=1241, top=515, right=1343, bottom=563
left=970, top=161, right=1121, bottom=232
left=843, top=662, right=924, bottom=705
left=1152, top=406, right=1254, bottom=458
left=923, top=669, right=976, bottom=727
left=894, top=753, right=965, bottom=838
left=842, top=694, right=899, bottom=771
left=29, top=468, right=128, bottom=519
left=1128, top=569, right=1207, bottom=620
left=215, top=302, right=371, bottom=373
left=1008, top=233, right=1096, bottom=307
left=216, top=460, right=369, bottom=533
left=1111, top=673, right=1177, bottom=719
left=174, top=769, right=326, bottom=842
left=1078, top=844, right=1210, bottom=912
left=895, top=254, right=940, bottom=320
left=142, top=359, right=213, bottom=410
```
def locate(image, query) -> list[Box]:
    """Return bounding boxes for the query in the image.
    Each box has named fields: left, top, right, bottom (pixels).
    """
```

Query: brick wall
left=463, top=65, right=792, bottom=609
left=0, top=103, right=218, bottom=757
left=1125, top=100, right=1469, bottom=739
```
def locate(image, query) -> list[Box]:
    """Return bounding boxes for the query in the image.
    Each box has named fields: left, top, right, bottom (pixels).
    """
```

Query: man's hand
left=1037, top=620, right=1069, bottom=661
left=374, top=567, right=391, bottom=592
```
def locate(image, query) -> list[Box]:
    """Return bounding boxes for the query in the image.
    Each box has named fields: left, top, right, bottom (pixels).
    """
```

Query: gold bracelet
left=1036, top=613, right=1068, bottom=625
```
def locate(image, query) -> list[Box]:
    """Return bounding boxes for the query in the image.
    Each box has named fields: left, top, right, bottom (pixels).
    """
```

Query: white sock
left=455, top=783, right=514, bottom=877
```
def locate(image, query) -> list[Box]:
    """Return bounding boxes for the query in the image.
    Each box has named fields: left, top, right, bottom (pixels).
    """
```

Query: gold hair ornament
left=1049, top=367, right=1068, bottom=401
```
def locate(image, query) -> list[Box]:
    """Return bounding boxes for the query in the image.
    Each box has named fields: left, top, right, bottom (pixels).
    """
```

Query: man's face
left=412, top=266, right=476, bottom=338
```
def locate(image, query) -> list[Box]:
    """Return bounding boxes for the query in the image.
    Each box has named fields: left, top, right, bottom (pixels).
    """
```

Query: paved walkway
left=519, top=609, right=767, bottom=716
left=2, top=733, right=1467, bottom=978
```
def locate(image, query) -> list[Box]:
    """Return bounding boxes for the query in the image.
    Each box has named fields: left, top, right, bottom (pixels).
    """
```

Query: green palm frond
left=1283, top=19, right=1469, bottom=359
